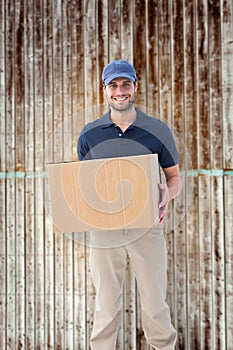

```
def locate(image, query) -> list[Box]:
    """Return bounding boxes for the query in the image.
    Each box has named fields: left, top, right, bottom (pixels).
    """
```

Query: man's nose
left=115, top=85, right=125, bottom=93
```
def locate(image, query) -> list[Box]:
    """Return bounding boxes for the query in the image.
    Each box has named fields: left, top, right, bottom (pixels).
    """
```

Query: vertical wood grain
left=185, top=1, right=201, bottom=349
left=224, top=177, right=233, bottom=349
left=109, top=0, right=121, bottom=60
left=123, top=262, right=137, bottom=350
left=61, top=5, right=75, bottom=346
left=0, top=177, right=6, bottom=349
left=73, top=239, right=86, bottom=350
left=158, top=10, right=174, bottom=337
left=83, top=1, right=98, bottom=346
left=134, top=0, right=147, bottom=108
left=211, top=176, right=225, bottom=350
left=196, top=7, right=212, bottom=350
left=96, top=0, right=108, bottom=110
left=198, top=175, right=212, bottom=349
left=222, top=0, right=233, bottom=170
left=222, top=1, right=233, bottom=347
left=84, top=0, right=97, bottom=113
left=129, top=0, right=148, bottom=347
left=170, top=0, right=187, bottom=347
left=5, top=1, right=16, bottom=348
left=52, top=2, right=66, bottom=349
left=24, top=9, right=35, bottom=347
left=197, top=0, right=210, bottom=169
left=121, top=0, right=134, bottom=62
left=209, top=2, right=225, bottom=349
left=146, top=0, right=159, bottom=113
left=208, top=0, right=222, bottom=169
left=15, top=0, right=26, bottom=347
left=33, top=1, right=46, bottom=348
left=0, top=0, right=6, bottom=347
left=1, top=1, right=233, bottom=349
left=43, top=1, right=56, bottom=348
left=158, top=0, right=172, bottom=122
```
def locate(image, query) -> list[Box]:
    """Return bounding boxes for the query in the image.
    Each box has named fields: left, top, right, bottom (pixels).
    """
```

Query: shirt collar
left=101, top=111, right=114, bottom=128
left=133, top=108, right=150, bottom=127
left=101, top=107, right=149, bottom=129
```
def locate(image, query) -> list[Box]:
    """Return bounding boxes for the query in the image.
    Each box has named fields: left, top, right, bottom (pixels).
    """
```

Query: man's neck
left=110, top=106, right=137, bottom=126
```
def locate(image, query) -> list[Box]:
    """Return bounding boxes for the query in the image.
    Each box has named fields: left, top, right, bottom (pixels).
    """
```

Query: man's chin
left=111, top=102, right=134, bottom=112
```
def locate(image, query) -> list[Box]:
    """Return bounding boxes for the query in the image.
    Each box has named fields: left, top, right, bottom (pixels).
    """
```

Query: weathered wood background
left=0, top=0, right=233, bottom=349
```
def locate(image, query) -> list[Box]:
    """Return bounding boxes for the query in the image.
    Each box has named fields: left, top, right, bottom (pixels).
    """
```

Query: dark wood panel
left=208, top=0, right=223, bottom=169
left=197, top=0, right=210, bottom=169
left=222, top=0, right=233, bottom=169
left=134, top=0, right=147, bottom=108
left=146, top=0, right=159, bottom=113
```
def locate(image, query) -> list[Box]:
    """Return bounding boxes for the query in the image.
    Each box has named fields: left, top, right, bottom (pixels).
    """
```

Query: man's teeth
left=114, top=97, right=127, bottom=101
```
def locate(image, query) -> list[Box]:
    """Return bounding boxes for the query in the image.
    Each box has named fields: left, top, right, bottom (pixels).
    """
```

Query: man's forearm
left=167, top=175, right=182, bottom=201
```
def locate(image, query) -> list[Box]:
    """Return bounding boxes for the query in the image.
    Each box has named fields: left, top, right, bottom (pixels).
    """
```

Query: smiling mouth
left=113, top=96, right=129, bottom=102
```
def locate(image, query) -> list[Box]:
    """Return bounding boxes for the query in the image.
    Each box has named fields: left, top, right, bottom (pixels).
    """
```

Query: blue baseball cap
left=102, top=60, right=137, bottom=86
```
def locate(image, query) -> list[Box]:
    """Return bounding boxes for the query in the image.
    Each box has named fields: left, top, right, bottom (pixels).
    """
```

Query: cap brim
left=104, top=73, right=136, bottom=86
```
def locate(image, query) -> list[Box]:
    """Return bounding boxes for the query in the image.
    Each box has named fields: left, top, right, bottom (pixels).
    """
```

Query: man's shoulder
left=136, top=108, right=171, bottom=132
left=81, top=112, right=110, bottom=134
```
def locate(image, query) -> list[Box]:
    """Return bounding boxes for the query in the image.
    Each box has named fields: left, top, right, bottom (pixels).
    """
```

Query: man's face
left=103, top=77, right=138, bottom=112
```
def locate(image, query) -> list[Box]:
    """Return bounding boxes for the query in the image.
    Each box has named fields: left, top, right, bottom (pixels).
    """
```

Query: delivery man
left=78, top=60, right=181, bottom=350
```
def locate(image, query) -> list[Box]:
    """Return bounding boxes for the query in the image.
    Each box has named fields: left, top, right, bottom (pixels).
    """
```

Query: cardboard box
left=47, top=154, right=160, bottom=233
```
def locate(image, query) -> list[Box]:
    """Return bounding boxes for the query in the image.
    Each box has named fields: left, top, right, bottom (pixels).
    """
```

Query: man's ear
left=103, top=85, right=106, bottom=93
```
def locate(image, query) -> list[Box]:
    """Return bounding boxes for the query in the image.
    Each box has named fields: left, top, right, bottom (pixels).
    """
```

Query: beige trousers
left=89, top=226, right=177, bottom=350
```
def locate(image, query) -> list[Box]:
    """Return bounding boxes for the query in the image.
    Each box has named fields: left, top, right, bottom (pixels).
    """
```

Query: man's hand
left=158, top=164, right=182, bottom=224
left=158, top=183, right=170, bottom=223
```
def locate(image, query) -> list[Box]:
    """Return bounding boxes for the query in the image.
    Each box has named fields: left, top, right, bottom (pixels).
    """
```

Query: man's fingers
left=159, top=201, right=166, bottom=208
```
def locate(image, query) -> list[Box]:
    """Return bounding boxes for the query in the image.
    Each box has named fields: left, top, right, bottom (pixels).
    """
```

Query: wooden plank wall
left=0, top=0, right=233, bottom=349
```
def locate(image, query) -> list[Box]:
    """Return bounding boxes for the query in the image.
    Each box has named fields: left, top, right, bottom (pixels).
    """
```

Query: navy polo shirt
left=77, top=108, right=178, bottom=169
